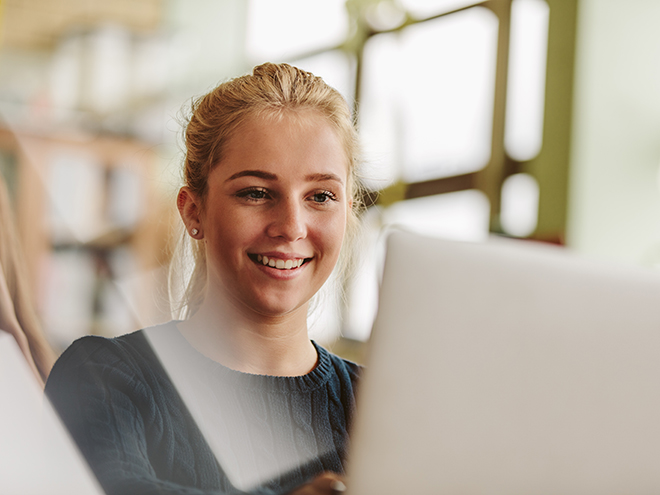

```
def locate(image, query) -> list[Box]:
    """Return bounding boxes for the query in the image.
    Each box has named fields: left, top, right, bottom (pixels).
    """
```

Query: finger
left=330, top=480, right=346, bottom=493
left=288, top=472, right=348, bottom=495
left=310, top=472, right=347, bottom=494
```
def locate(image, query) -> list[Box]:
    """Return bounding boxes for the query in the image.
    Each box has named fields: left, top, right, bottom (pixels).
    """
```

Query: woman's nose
left=267, top=198, right=306, bottom=241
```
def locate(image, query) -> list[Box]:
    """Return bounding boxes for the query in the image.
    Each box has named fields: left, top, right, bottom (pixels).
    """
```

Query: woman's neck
left=177, top=297, right=317, bottom=377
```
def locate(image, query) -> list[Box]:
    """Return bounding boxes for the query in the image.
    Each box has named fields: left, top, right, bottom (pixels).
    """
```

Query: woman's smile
left=247, top=251, right=313, bottom=280
left=249, top=253, right=311, bottom=270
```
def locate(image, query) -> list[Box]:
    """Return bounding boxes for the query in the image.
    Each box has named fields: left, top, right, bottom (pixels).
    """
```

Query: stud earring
left=191, top=228, right=199, bottom=236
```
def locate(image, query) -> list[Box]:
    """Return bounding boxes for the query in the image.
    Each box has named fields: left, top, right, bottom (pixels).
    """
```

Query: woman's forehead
left=216, top=110, right=350, bottom=180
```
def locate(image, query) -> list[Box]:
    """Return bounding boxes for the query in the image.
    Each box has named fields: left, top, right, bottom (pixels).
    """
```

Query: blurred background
left=1, top=0, right=659, bottom=360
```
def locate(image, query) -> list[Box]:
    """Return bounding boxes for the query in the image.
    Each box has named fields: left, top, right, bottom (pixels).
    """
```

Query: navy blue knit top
left=45, top=321, right=361, bottom=495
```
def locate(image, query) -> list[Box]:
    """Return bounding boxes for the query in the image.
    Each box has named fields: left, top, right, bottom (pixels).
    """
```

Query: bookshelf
left=0, top=126, right=176, bottom=351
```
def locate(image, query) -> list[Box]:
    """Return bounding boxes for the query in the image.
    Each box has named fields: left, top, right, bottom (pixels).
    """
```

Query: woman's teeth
left=257, top=255, right=304, bottom=270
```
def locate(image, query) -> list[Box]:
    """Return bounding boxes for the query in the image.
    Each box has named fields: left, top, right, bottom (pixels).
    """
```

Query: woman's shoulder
left=313, top=341, right=363, bottom=386
left=46, top=321, right=177, bottom=391
left=53, top=326, right=158, bottom=368
left=325, top=348, right=362, bottom=373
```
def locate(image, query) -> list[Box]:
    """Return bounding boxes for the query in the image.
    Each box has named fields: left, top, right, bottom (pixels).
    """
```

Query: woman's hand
left=288, top=472, right=347, bottom=495
left=0, top=263, right=43, bottom=386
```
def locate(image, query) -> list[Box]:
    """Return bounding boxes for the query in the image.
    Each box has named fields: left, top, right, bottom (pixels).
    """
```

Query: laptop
left=346, top=230, right=660, bottom=494
left=0, top=333, right=103, bottom=495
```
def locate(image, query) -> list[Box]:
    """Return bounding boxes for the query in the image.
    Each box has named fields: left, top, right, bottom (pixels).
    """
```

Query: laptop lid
left=0, top=333, right=103, bottom=495
left=347, top=230, right=660, bottom=495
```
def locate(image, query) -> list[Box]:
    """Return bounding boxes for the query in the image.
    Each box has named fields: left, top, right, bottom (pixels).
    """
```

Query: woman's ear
left=177, top=187, right=204, bottom=239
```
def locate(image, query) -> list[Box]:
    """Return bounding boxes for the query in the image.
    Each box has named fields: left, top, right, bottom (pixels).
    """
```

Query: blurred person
left=0, top=174, right=57, bottom=386
left=46, top=63, right=362, bottom=495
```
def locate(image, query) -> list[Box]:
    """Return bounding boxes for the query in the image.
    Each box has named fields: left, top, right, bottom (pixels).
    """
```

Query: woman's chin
left=244, top=293, right=312, bottom=321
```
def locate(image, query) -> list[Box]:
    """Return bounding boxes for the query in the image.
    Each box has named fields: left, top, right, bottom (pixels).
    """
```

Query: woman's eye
left=310, top=191, right=337, bottom=204
left=237, top=188, right=269, bottom=201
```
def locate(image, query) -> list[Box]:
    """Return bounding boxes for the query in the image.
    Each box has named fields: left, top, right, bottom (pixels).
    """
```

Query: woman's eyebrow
left=226, top=170, right=344, bottom=185
left=305, top=173, right=344, bottom=185
left=226, top=170, right=278, bottom=181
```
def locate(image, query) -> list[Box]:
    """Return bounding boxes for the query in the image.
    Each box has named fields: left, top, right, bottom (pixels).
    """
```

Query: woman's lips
left=248, top=253, right=312, bottom=271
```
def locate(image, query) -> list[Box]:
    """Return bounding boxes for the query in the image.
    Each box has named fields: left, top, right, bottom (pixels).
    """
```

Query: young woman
left=46, top=63, right=363, bottom=495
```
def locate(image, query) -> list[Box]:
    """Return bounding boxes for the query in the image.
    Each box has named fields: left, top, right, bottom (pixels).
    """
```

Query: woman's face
left=198, top=110, right=350, bottom=319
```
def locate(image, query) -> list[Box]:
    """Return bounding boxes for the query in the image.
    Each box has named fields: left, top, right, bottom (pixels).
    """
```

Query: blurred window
left=504, top=0, right=550, bottom=161
left=382, top=190, right=491, bottom=241
left=360, top=8, right=499, bottom=188
left=500, top=173, right=540, bottom=237
left=400, top=0, right=484, bottom=18
left=246, top=0, right=349, bottom=61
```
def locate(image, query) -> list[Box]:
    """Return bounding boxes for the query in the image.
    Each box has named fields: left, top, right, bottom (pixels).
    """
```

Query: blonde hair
left=170, top=62, right=363, bottom=319
left=0, top=175, right=56, bottom=383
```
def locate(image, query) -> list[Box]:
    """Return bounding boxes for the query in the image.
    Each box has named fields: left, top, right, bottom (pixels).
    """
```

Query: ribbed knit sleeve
left=45, top=322, right=361, bottom=495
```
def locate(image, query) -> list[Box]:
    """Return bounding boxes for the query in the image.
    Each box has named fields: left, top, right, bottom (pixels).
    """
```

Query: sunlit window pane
left=359, top=32, right=401, bottom=191
left=246, top=0, right=348, bottom=61
left=400, top=9, right=498, bottom=182
left=504, top=0, right=549, bottom=161
left=290, top=50, right=356, bottom=110
left=359, top=8, right=498, bottom=188
left=383, top=190, right=491, bottom=241
left=400, top=0, right=484, bottom=19
left=500, top=173, right=539, bottom=237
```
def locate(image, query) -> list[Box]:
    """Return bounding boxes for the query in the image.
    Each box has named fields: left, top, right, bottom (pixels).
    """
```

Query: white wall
left=567, top=0, right=660, bottom=267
